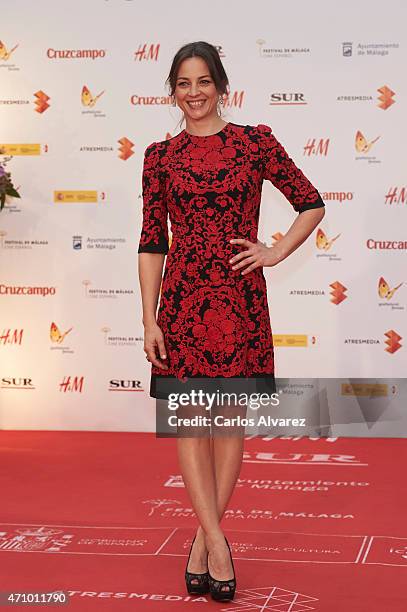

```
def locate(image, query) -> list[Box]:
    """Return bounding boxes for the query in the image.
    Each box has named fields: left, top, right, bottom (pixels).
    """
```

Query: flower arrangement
left=0, top=148, right=20, bottom=211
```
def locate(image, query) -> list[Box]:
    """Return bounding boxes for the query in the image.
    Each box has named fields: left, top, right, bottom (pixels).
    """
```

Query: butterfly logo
left=50, top=322, right=73, bottom=344
left=81, top=85, right=105, bottom=107
left=316, top=228, right=341, bottom=251
left=355, top=130, right=380, bottom=153
left=378, top=277, right=404, bottom=300
left=0, top=40, right=19, bottom=61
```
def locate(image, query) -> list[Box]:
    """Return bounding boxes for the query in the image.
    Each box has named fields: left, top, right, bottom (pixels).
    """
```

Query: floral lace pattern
left=138, top=122, right=325, bottom=391
left=185, top=569, right=209, bottom=589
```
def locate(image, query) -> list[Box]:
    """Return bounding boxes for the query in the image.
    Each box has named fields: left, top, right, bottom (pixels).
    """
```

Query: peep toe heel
left=184, top=535, right=209, bottom=595
left=207, top=536, right=236, bottom=602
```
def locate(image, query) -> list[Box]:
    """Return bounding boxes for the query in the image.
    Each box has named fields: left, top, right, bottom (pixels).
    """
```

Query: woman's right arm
left=138, top=252, right=169, bottom=369
left=137, top=141, right=170, bottom=370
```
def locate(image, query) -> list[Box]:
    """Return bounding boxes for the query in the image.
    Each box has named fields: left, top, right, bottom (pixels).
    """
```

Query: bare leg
left=178, top=427, right=245, bottom=586
left=205, top=434, right=244, bottom=589
left=177, top=436, right=226, bottom=583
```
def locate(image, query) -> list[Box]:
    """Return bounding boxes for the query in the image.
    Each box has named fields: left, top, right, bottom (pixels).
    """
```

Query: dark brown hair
left=166, top=41, right=230, bottom=129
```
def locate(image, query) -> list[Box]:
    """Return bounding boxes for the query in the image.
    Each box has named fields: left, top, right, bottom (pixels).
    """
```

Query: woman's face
left=174, top=56, right=220, bottom=122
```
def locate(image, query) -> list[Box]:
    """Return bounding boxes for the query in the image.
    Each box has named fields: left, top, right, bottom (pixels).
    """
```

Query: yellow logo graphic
left=118, top=137, right=134, bottom=161
left=0, top=144, right=41, bottom=155
left=377, top=85, right=395, bottom=110
left=54, top=191, right=99, bottom=203
left=50, top=322, right=73, bottom=344
left=34, top=90, right=50, bottom=113
left=273, top=335, right=308, bottom=347
left=0, top=40, right=19, bottom=60
left=355, top=130, right=380, bottom=153
left=341, top=383, right=388, bottom=397
left=378, top=277, right=403, bottom=300
left=316, top=228, right=340, bottom=251
left=81, top=85, right=105, bottom=107
left=329, top=281, right=347, bottom=305
left=384, top=329, right=402, bottom=354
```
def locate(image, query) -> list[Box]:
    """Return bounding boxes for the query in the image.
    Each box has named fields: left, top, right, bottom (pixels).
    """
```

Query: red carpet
left=0, top=432, right=406, bottom=610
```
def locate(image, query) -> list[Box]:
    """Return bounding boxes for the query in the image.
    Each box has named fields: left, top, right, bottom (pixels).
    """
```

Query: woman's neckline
left=183, top=122, right=232, bottom=138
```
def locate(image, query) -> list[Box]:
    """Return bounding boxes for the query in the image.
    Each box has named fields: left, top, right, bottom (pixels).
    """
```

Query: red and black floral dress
left=138, top=122, right=325, bottom=399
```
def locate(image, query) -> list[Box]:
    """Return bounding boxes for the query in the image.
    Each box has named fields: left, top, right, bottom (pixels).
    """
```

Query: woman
left=138, top=41, right=325, bottom=602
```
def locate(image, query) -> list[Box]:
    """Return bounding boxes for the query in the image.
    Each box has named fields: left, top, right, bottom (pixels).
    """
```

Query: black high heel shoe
left=184, top=535, right=210, bottom=595
left=207, top=536, right=236, bottom=602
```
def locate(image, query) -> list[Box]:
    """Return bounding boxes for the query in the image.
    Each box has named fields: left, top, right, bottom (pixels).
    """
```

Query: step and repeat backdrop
left=0, top=0, right=406, bottom=432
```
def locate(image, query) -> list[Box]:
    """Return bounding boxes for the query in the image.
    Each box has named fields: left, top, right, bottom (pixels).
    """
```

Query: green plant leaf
left=6, top=187, right=21, bottom=198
